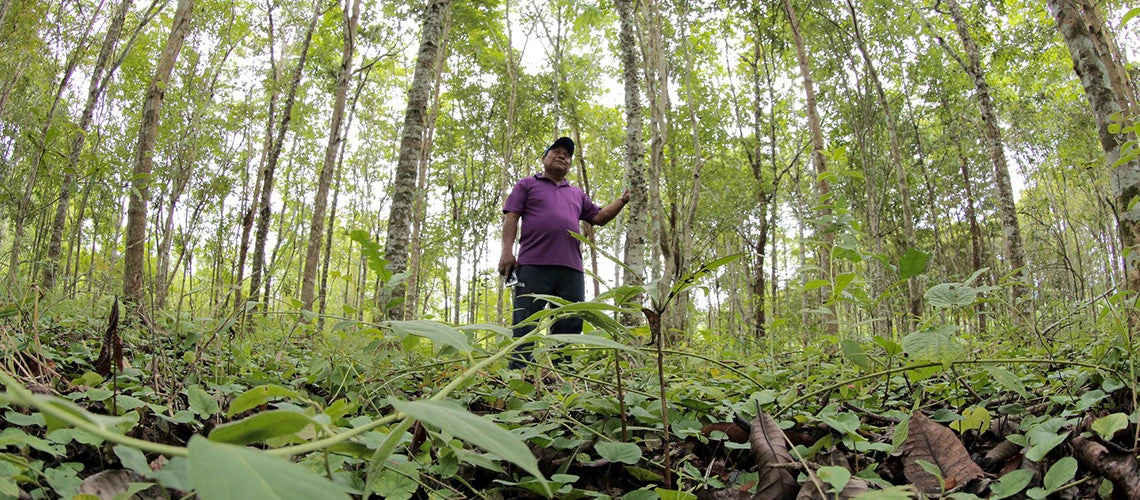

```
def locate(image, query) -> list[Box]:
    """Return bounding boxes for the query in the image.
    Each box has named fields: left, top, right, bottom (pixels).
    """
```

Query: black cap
left=544, top=137, right=574, bottom=157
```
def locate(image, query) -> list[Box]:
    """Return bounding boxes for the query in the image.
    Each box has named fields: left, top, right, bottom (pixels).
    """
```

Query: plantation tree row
left=0, top=0, right=1136, bottom=343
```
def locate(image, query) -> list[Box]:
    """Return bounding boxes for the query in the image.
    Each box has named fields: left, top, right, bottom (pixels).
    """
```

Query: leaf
left=386, top=320, right=472, bottom=353
left=543, top=333, right=634, bottom=351
left=227, top=385, right=302, bottom=417
left=1091, top=413, right=1129, bottom=440
left=983, top=365, right=1029, bottom=399
left=748, top=411, right=798, bottom=499
left=840, top=339, right=870, bottom=371
left=817, top=465, right=851, bottom=492
left=187, top=436, right=350, bottom=499
left=899, top=412, right=984, bottom=495
left=989, top=469, right=1034, bottom=499
left=1123, top=7, right=1140, bottom=27
left=1042, top=456, right=1077, bottom=492
left=902, top=327, right=964, bottom=367
left=594, top=442, right=641, bottom=464
left=949, top=407, right=991, bottom=435
left=925, top=283, right=977, bottom=308
left=832, top=272, right=856, bottom=300
left=899, top=248, right=930, bottom=280
left=389, top=399, right=547, bottom=486
left=208, top=410, right=313, bottom=445
left=187, top=386, right=219, bottom=418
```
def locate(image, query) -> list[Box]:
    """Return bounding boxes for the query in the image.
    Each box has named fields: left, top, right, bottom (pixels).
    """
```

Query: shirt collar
left=535, top=172, right=569, bottom=186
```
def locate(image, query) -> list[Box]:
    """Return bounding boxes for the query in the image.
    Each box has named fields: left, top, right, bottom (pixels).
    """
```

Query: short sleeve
left=579, top=190, right=601, bottom=222
left=503, top=178, right=528, bottom=214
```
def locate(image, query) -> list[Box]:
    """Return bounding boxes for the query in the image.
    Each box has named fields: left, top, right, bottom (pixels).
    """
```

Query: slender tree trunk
left=384, top=0, right=451, bottom=320
left=123, top=0, right=194, bottom=307
left=845, top=0, right=921, bottom=324
left=301, top=0, right=361, bottom=311
left=249, top=0, right=319, bottom=306
left=615, top=0, right=647, bottom=325
left=1049, top=0, right=1140, bottom=291
left=783, top=0, right=836, bottom=335
left=8, top=3, right=102, bottom=291
left=1076, top=0, right=1139, bottom=117
left=938, top=0, right=1030, bottom=316
left=44, top=0, right=133, bottom=290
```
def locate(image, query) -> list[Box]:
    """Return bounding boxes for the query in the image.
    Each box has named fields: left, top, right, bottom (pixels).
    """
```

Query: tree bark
left=942, top=0, right=1030, bottom=315
left=615, top=0, right=648, bottom=326
left=123, top=0, right=194, bottom=307
left=783, top=0, right=836, bottom=335
left=301, top=0, right=361, bottom=311
left=1048, top=0, right=1140, bottom=291
left=43, top=0, right=134, bottom=291
left=383, top=0, right=452, bottom=320
left=248, top=0, right=320, bottom=307
left=845, top=0, right=921, bottom=325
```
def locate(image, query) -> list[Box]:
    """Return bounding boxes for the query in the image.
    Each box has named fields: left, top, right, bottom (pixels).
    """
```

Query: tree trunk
left=248, top=0, right=319, bottom=307
left=383, top=0, right=451, bottom=320
left=43, top=0, right=133, bottom=291
left=845, top=0, right=921, bottom=325
left=615, top=0, right=648, bottom=326
left=783, top=0, right=836, bottom=335
left=123, top=0, right=194, bottom=307
left=942, top=0, right=1030, bottom=316
left=1048, top=0, right=1140, bottom=291
left=8, top=4, right=101, bottom=291
left=301, top=0, right=361, bottom=311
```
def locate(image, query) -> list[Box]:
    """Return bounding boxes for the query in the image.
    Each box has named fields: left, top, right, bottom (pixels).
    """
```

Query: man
left=498, top=136, right=629, bottom=369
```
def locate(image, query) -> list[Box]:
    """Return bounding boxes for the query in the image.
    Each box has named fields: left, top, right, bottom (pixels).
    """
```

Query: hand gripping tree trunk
left=123, top=0, right=194, bottom=307
left=248, top=0, right=320, bottom=308
left=301, top=0, right=361, bottom=312
left=44, top=0, right=134, bottom=291
left=382, top=0, right=451, bottom=320
left=615, top=0, right=648, bottom=327
left=783, top=0, right=837, bottom=335
left=1048, top=0, right=1140, bottom=291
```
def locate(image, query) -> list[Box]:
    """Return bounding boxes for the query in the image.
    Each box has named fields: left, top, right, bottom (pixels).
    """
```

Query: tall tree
left=43, top=0, right=134, bottom=290
left=783, top=0, right=836, bottom=334
left=1048, top=0, right=1140, bottom=290
left=928, top=0, right=1030, bottom=314
left=248, top=0, right=320, bottom=307
left=615, top=0, right=647, bottom=325
left=383, top=0, right=452, bottom=320
left=301, top=0, right=362, bottom=311
left=123, top=0, right=195, bottom=307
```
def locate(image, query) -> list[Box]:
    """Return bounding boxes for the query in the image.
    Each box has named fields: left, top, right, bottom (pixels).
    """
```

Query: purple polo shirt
left=504, top=173, right=602, bottom=271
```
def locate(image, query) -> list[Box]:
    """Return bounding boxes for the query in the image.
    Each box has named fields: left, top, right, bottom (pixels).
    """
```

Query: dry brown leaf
left=750, top=411, right=799, bottom=500
left=899, top=412, right=984, bottom=495
left=980, top=439, right=1022, bottom=470
left=77, top=470, right=166, bottom=499
left=94, top=297, right=122, bottom=376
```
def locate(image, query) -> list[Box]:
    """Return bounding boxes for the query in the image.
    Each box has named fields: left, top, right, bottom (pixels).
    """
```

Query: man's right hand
left=498, top=253, right=517, bottom=276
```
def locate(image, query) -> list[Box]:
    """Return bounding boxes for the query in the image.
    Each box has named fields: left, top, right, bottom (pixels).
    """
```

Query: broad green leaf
left=989, top=469, right=1034, bottom=499
left=832, top=272, right=856, bottom=299
left=1123, top=7, right=1140, bottom=27
left=371, top=458, right=419, bottom=500
left=902, top=328, right=964, bottom=366
left=805, top=279, right=830, bottom=291
left=873, top=336, right=902, bottom=357
left=389, top=399, right=547, bottom=487
left=655, top=488, right=698, bottom=500
left=899, top=248, right=930, bottom=280
left=112, top=482, right=158, bottom=500
left=983, top=365, right=1029, bottom=399
left=208, top=410, right=313, bottom=445
left=854, top=486, right=915, bottom=499
left=950, top=407, right=991, bottom=435
left=187, top=386, right=218, bottom=418
left=1091, top=413, right=1129, bottom=440
left=458, top=323, right=514, bottom=338
left=386, top=320, right=472, bottom=353
left=925, top=283, right=977, bottom=308
left=1042, top=457, right=1077, bottom=491
left=817, top=465, right=851, bottom=492
left=227, top=385, right=302, bottom=417
left=1025, top=431, right=1068, bottom=462
left=594, top=442, right=642, bottom=464
left=113, top=445, right=150, bottom=476
left=544, top=333, right=634, bottom=351
left=187, top=436, right=349, bottom=500
left=841, top=339, right=870, bottom=371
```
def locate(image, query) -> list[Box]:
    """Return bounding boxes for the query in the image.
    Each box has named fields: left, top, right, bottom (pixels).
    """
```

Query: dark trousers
left=509, top=264, right=584, bottom=368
